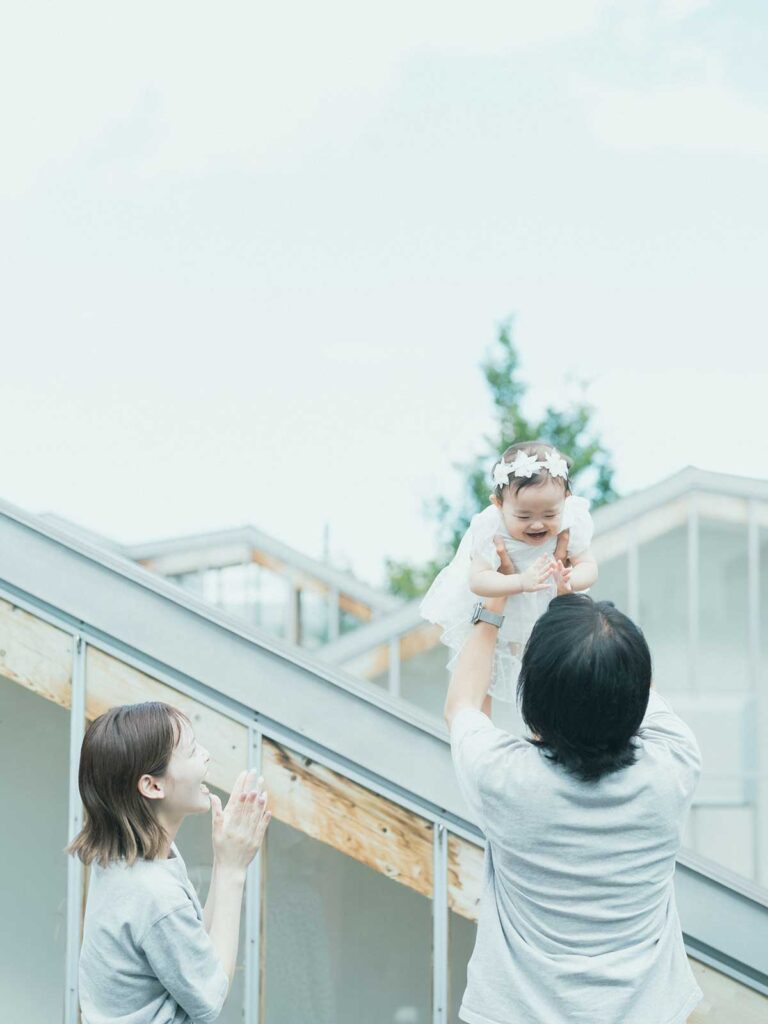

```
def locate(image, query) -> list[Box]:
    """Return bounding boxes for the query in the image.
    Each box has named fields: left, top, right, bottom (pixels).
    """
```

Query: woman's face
left=492, top=477, right=565, bottom=545
left=142, top=720, right=212, bottom=818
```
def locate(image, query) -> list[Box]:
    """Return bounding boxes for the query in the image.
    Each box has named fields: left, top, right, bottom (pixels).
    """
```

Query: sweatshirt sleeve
left=142, top=901, right=229, bottom=1024
left=450, top=708, right=529, bottom=830
left=638, top=690, right=702, bottom=803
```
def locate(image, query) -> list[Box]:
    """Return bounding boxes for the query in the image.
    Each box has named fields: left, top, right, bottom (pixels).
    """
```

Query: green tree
left=385, top=319, right=618, bottom=598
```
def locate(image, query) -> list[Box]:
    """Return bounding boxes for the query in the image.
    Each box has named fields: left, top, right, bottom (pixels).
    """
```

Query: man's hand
left=551, top=558, right=573, bottom=596
left=493, top=535, right=517, bottom=576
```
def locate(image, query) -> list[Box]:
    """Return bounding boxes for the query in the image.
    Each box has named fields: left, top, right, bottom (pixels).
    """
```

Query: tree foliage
left=385, top=320, right=618, bottom=598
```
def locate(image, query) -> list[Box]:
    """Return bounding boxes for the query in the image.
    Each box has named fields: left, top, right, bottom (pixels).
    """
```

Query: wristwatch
left=471, top=601, right=505, bottom=629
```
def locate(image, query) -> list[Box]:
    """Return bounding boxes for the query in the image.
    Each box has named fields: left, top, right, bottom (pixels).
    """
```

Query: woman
left=69, top=701, right=270, bottom=1024
left=445, top=557, right=702, bottom=1024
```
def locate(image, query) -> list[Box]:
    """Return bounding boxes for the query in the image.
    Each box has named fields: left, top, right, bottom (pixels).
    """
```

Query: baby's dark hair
left=492, top=440, right=573, bottom=503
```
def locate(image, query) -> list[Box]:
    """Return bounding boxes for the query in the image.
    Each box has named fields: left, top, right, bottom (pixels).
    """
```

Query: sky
left=1, top=0, right=767, bottom=584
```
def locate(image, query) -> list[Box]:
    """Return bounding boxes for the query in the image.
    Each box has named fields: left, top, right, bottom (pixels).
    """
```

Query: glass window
left=0, top=676, right=69, bottom=1021
left=698, top=520, right=749, bottom=692
left=176, top=784, right=246, bottom=1024
left=264, top=819, right=432, bottom=1023
left=589, top=551, right=630, bottom=617
left=369, top=635, right=449, bottom=718
left=757, top=526, right=768, bottom=890
left=399, top=643, right=450, bottom=718
left=638, top=526, right=688, bottom=690
left=340, top=606, right=368, bottom=635
left=169, top=570, right=206, bottom=597
left=193, top=564, right=291, bottom=637
left=299, top=588, right=330, bottom=649
left=684, top=806, right=755, bottom=880
left=449, top=910, right=477, bottom=1023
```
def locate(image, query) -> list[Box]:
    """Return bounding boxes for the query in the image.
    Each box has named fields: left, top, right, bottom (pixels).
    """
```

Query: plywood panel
left=448, top=835, right=484, bottom=921
left=85, top=648, right=249, bottom=795
left=0, top=598, right=72, bottom=708
left=263, top=739, right=433, bottom=897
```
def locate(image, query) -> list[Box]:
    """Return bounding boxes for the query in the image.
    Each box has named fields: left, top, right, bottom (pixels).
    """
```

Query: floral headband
left=492, top=448, right=569, bottom=488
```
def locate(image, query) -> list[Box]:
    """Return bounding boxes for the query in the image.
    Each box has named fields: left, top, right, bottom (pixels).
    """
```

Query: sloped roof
left=40, top=515, right=401, bottom=615
left=1, top=495, right=767, bottom=992
left=592, top=465, right=768, bottom=534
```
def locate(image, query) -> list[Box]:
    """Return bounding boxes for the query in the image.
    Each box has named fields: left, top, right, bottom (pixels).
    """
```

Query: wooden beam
left=448, top=834, right=483, bottom=921
left=0, top=598, right=73, bottom=709
left=263, top=739, right=433, bottom=897
left=337, top=593, right=374, bottom=622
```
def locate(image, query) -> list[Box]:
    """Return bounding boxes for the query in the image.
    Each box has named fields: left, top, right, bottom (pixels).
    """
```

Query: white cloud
left=1, top=0, right=608, bottom=191
left=660, top=0, right=713, bottom=23
left=584, top=83, right=768, bottom=156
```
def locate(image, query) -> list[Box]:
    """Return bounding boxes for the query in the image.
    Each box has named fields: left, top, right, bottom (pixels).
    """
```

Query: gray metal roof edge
left=592, top=465, right=768, bottom=533
left=676, top=850, right=768, bottom=987
left=0, top=497, right=444, bottom=739
left=122, top=523, right=401, bottom=612
left=38, top=513, right=127, bottom=553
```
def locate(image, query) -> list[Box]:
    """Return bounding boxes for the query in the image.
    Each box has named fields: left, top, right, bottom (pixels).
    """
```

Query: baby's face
left=492, top=478, right=566, bottom=545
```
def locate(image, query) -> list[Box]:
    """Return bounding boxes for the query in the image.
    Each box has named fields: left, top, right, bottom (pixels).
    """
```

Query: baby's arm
left=566, top=546, right=598, bottom=591
left=469, top=554, right=553, bottom=597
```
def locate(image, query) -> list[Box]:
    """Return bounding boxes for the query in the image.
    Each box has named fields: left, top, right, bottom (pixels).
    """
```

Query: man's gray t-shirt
left=79, top=843, right=228, bottom=1024
left=451, top=690, right=703, bottom=1024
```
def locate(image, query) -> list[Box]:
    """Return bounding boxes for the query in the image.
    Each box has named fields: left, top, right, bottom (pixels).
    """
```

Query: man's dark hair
left=517, top=594, right=652, bottom=782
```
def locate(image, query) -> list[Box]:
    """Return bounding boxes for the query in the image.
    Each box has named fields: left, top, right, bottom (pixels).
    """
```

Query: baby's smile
left=524, top=528, right=551, bottom=543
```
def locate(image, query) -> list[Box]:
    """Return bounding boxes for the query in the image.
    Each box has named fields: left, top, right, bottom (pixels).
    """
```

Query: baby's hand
left=519, top=555, right=554, bottom=593
left=552, top=558, right=573, bottom=596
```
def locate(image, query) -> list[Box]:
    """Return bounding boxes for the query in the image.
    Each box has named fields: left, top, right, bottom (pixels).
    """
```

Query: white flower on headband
left=509, top=450, right=541, bottom=478
left=542, top=448, right=568, bottom=479
left=492, top=448, right=569, bottom=486
left=492, top=460, right=513, bottom=487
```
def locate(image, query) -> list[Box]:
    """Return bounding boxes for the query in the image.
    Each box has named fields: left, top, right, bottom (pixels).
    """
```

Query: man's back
left=451, top=690, right=702, bottom=1024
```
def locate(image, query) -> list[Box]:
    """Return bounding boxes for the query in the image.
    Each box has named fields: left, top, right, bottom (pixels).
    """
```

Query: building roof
left=40, top=515, right=401, bottom=615
left=0, top=494, right=766, bottom=992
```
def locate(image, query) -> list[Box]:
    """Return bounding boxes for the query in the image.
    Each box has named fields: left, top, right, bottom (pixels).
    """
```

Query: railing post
left=687, top=495, right=699, bottom=693
left=747, top=500, right=766, bottom=886
left=64, top=635, right=86, bottom=1024
left=244, top=724, right=265, bottom=1023
left=432, top=823, right=448, bottom=1024
left=388, top=636, right=401, bottom=698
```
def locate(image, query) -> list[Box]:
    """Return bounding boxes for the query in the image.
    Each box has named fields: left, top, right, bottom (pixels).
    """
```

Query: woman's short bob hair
left=66, top=702, right=189, bottom=866
left=517, top=594, right=652, bottom=782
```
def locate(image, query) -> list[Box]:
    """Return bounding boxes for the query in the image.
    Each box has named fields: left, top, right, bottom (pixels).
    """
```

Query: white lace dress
left=420, top=495, right=594, bottom=701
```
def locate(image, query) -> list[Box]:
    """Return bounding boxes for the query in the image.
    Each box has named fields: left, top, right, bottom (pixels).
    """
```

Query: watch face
left=471, top=602, right=482, bottom=623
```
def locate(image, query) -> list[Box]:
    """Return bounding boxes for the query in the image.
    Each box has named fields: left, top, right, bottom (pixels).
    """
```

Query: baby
left=421, top=440, right=598, bottom=701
